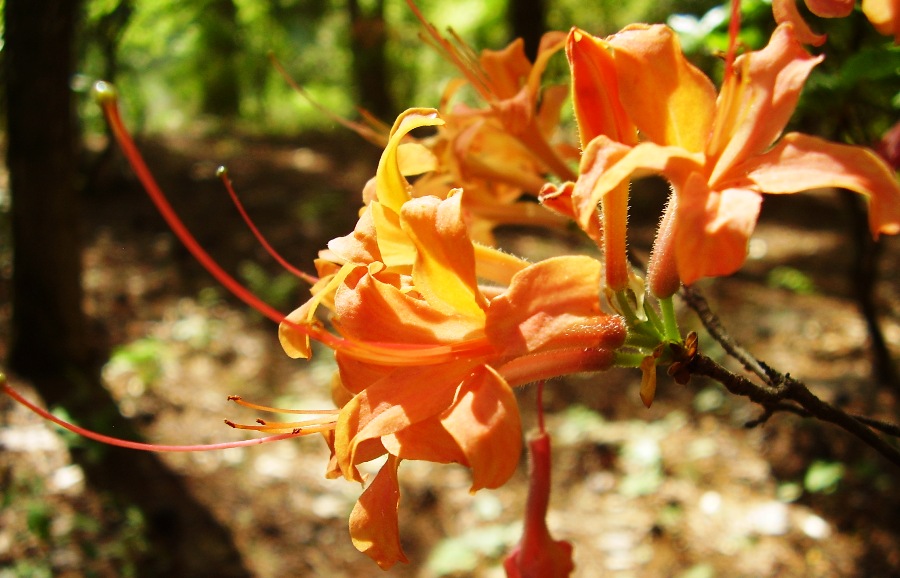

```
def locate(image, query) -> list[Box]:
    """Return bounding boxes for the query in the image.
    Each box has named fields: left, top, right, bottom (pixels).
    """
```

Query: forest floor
left=2, top=128, right=900, bottom=578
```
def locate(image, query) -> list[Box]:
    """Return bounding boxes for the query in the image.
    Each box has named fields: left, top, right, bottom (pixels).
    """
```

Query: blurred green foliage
left=73, top=0, right=742, bottom=136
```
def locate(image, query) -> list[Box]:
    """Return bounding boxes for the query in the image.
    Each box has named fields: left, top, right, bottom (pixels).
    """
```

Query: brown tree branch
left=680, top=286, right=900, bottom=469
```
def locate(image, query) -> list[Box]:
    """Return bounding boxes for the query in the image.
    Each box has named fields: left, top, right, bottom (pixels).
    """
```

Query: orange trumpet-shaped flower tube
left=566, top=28, right=638, bottom=292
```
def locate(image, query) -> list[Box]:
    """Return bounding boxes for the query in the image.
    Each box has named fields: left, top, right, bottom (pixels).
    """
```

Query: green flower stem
left=658, top=296, right=681, bottom=343
left=613, top=351, right=647, bottom=369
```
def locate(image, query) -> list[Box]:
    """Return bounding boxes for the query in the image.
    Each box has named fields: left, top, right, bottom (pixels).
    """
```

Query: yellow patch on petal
left=400, top=193, right=488, bottom=318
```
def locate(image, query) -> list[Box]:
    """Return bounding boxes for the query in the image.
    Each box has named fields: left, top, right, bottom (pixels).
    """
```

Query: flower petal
left=709, top=24, right=822, bottom=185
left=334, top=360, right=485, bottom=478
left=485, top=256, right=626, bottom=357
left=575, top=137, right=703, bottom=232
left=675, top=173, right=762, bottom=285
left=566, top=28, right=636, bottom=147
left=728, top=132, right=900, bottom=238
left=807, top=0, right=854, bottom=18
left=440, top=365, right=522, bottom=492
left=863, top=0, right=900, bottom=42
left=400, top=193, right=489, bottom=318
left=608, top=24, right=717, bottom=152
left=381, top=416, right=467, bottom=465
left=376, top=109, right=445, bottom=213
left=349, top=454, right=409, bottom=570
left=333, top=266, right=486, bottom=345
left=772, top=0, right=828, bottom=45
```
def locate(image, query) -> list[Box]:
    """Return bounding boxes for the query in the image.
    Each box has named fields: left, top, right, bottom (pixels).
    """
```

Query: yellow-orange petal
left=349, top=454, right=409, bottom=570
left=607, top=23, right=717, bottom=152
left=709, top=24, right=822, bottom=186
left=400, top=193, right=488, bottom=318
left=334, top=262, right=485, bottom=345
left=440, top=365, right=522, bottom=492
left=566, top=28, right=636, bottom=147
left=334, top=360, right=485, bottom=479
left=674, top=173, right=762, bottom=285
left=485, top=256, right=626, bottom=357
left=376, top=108, right=445, bottom=213
left=728, top=132, right=900, bottom=238
left=807, top=0, right=854, bottom=17
left=381, top=416, right=467, bottom=465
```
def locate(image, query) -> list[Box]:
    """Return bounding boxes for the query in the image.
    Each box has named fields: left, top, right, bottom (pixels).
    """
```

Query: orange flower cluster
left=9, top=1, right=899, bottom=575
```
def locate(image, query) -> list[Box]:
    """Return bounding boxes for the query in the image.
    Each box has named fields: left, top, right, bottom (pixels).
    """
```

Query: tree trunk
left=197, top=0, right=242, bottom=119
left=6, top=0, right=90, bottom=379
left=347, top=0, right=395, bottom=119
left=5, top=2, right=252, bottom=576
left=508, top=0, right=546, bottom=61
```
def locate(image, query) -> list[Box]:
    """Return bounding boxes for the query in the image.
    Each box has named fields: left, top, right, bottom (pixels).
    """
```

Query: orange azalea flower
left=569, top=23, right=900, bottom=286
left=774, top=0, right=900, bottom=44
left=274, top=108, right=627, bottom=569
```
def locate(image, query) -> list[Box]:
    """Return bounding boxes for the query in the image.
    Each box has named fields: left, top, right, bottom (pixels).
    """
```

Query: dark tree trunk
left=347, top=0, right=395, bottom=119
left=508, top=0, right=546, bottom=61
left=6, top=0, right=90, bottom=379
left=197, top=0, right=242, bottom=118
left=5, top=2, right=252, bottom=576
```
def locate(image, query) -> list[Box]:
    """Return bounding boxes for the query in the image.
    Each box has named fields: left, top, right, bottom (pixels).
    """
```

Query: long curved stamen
left=217, top=167, right=318, bottom=285
left=227, top=395, right=339, bottom=415
left=268, top=52, right=389, bottom=147
left=2, top=379, right=306, bottom=452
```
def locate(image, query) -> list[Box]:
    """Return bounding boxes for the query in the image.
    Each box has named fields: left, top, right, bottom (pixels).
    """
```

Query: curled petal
left=772, top=0, right=828, bottom=45
left=675, top=174, right=762, bottom=285
left=728, top=132, right=900, bottom=238
left=376, top=109, right=445, bottom=213
left=440, top=365, right=522, bottom=492
left=349, top=454, right=409, bottom=569
left=327, top=204, right=382, bottom=264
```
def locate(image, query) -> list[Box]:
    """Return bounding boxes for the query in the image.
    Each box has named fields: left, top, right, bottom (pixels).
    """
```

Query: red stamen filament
left=217, top=167, right=318, bottom=285
left=2, top=380, right=306, bottom=452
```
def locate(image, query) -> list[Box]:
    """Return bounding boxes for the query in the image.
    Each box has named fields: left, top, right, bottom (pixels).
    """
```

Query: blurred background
left=2, top=0, right=900, bottom=576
